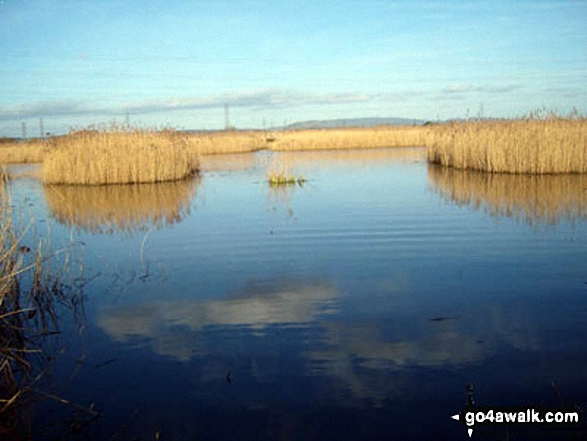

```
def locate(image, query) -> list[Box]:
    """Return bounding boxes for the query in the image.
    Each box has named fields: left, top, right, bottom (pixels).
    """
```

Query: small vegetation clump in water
left=266, top=156, right=306, bottom=187
left=268, top=174, right=306, bottom=186
left=426, top=111, right=587, bottom=174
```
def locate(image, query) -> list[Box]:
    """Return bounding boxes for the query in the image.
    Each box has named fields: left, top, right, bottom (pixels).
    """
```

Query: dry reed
left=184, top=130, right=266, bottom=155
left=428, top=164, right=587, bottom=225
left=426, top=117, right=587, bottom=174
left=43, top=129, right=199, bottom=185
left=21, top=125, right=426, bottom=186
left=0, top=141, right=47, bottom=164
left=44, top=179, right=199, bottom=234
left=0, top=171, right=83, bottom=438
left=270, top=126, right=425, bottom=151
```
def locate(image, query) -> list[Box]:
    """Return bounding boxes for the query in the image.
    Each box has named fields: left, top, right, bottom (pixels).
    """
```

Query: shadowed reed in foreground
left=0, top=172, right=88, bottom=439
left=426, top=115, right=587, bottom=174
left=43, top=129, right=199, bottom=185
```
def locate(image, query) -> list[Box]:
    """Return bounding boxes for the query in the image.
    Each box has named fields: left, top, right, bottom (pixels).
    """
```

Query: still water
left=8, top=148, right=587, bottom=440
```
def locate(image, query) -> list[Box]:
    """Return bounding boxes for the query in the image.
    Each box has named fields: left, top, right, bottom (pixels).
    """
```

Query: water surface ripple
left=8, top=148, right=587, bottom=440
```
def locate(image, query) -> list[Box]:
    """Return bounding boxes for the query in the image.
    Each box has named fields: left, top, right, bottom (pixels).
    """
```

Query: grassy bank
left=43, top=129, right=199, bottom=185
left=0, top=141, right=47, bottom=164
left=426, top=117, right=587, bottom=174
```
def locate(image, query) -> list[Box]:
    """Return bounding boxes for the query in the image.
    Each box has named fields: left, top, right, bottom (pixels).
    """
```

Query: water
left=6, top=148, right=587, bottom=440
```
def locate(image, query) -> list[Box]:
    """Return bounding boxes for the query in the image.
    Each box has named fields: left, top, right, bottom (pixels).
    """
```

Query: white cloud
left=0, top=90, right=374, bottom=121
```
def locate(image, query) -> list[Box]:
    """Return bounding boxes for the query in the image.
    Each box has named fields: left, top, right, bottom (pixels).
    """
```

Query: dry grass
left=426, top=117, right=587, bottom=174
left=0, top=141, right=47, bottom=164
left=184, top=130, right=266, bottom=155
left=428, top=164, right=587, bottom=225
left=269, top=126, right=425, bottom=151
left=43, top=129, right=199, bottom=185
left=44, top=179, right=199, bottom=234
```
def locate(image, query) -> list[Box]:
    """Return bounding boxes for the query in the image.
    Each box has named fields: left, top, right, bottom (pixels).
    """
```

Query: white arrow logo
left=451, top=414, right=474, bottom=438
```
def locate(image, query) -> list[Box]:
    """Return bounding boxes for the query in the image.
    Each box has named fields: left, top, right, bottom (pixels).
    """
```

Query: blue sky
left=0, top=0, right=586, bottom=136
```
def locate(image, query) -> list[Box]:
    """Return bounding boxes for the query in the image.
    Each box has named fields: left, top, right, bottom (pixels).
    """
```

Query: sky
left=0, top=0, right=586, bottom=136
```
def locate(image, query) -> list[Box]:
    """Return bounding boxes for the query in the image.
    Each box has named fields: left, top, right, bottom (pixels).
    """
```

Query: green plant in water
left=268, top=174, right=306, bottom=187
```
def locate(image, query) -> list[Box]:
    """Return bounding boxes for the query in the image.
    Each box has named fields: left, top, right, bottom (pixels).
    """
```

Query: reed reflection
left=269, top=147, right=425, bottom=170
left=44, top=178, right=200, bottom=234
left=266, top=182, right=302, bottom=219
left=198, top=152, right=258, bottom=172
left=428, top=165, right=587, bottom=225
left=197, top=145, right=425, bottom=172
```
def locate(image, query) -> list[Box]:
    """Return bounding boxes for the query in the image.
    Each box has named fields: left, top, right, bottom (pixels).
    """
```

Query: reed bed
left=184, top=130, right=266, bottom=155
left=426, top=117, right=587, bottom=174
left=21, top=126, right=426, bottom=186
left=43, top=129, right=199, bottom=185
left=0, top=141, right=47, bottom=164
left=270, top=126, right=426, bottom=151
left=44, top=179, right=199, bottom=234
left=428, top=164, right=587, bottom=225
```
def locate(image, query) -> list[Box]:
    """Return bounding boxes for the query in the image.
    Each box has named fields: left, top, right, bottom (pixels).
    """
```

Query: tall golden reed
left=426, top=117, right=587, bottom=174
left=40, top=126, right=426, bottom=185
left=270, top=126, right=425, bottom=151
left=428, top=164, right=587, bottom=225
left=185, top=127, right=425, bottom=154
left=184, top=130, right=266, bottom=155
left=0, top=141, right=47, bottom=164
left=0, top=172, right=26, bottom=310
left=43, top=129, right=199, bottom=185
left=1, top=171, right=78, bottom=437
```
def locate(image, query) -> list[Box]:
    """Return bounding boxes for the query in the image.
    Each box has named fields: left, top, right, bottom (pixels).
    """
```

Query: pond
left=7, top=147, right=587, bottom=440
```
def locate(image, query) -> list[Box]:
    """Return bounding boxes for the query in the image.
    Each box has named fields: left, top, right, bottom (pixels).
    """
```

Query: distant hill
left=280, top=117, right=426, bottom=130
